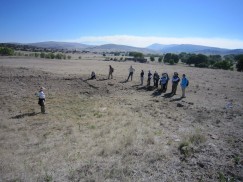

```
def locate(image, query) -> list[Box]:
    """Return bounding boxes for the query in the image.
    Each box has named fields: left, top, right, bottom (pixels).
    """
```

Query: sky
left=1, top=0, right=243, bottom=49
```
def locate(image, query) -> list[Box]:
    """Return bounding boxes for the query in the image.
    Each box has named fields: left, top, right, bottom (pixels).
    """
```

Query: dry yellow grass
left=0, top=55, right=243, bottom=181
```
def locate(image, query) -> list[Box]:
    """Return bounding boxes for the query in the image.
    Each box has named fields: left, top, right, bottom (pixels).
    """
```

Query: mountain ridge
left=2, top=41, right=243, bottom=55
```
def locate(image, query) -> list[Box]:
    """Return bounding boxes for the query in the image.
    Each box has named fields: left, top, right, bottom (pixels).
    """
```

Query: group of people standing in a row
left=91, top=65, right=189, bottom=98
left=126, top=65, right=189, bottom=98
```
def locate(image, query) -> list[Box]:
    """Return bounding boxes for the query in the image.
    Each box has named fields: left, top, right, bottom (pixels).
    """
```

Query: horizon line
left=65, top=35, right=243, bottom=49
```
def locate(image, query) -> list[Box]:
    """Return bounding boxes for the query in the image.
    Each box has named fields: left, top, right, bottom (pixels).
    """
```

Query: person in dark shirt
left=171, top=72, right=180, bottom=95
left=140, top=70, right=144, bottom=85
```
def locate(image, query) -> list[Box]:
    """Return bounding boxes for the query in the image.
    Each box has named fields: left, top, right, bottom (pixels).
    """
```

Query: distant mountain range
left=28, top=41, right=92, bottom=50
left=147, top=43, right=243, bottom=55
left=2, top=41, right=243, bottom=55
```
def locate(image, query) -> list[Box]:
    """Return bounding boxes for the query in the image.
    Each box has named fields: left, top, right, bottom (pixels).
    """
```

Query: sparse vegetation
left=236, top=54, right=243, bottom=71
left=0, top=56, right=242, bottom=181
left=150, top=56, right=155, bottom=62
left=129, top=51, right=144, bottom=58
left=179, top=131, right=206, bottom=157
left=164, top=53, right=179, bottom=64
left=0, top=47, right=14, bottom=56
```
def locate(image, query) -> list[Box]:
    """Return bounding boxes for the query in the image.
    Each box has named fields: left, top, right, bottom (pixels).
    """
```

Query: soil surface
left=0, top=57, right=243, bottom=181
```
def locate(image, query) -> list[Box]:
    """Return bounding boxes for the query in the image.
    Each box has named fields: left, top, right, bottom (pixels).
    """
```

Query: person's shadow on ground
left=152, top=89, right=162, bottom=97
left=162, top=93, right=174, bottom=98
left=10, top=112, right=40, bottom=119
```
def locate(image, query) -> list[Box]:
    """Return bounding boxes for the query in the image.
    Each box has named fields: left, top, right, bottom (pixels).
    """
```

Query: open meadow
left=0, top=56, right=243, bottom=181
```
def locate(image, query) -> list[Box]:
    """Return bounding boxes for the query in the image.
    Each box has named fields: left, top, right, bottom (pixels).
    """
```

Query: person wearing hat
left=171, top=72, right=180, bottom=95
left=180, top=74, right=189, bottom=98
left=160, top=73, right=170, bottom=93
left=36, top=87, right=46, bottom=114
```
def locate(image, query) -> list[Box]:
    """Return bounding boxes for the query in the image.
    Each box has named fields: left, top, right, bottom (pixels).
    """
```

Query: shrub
left=129, top=52, right=144, bottom=58
left=150, top=56, right=155, bottom=62
left=67, top=55, right=71, bottom=59
left=197, top=62, right=209, bottom=68
left=169, top=59, right=174, bottom=65
left=55, top=53, right=63, bottom=59
left=158, top=57, right=163, bottom=63
left=213, top=60, right=233, bottom=70
left=236, top=57, right=243, bottom=72
left=164, top=53, right=179, bottom=64
left=0, top=47, right=14, bottom=56
left=35, top=53, right=40, bottom=58
left=40, top=52, right=45, bottom=58
left=78, top=56, right=82, bottom=59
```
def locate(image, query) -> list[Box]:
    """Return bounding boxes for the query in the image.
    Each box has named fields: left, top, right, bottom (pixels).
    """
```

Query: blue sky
left=1, top=0, right=243, bottom=48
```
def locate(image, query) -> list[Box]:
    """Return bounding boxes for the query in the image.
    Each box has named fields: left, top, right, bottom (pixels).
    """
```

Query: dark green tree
left=236, top=54, right=243, bottom=71
left=40, top=52, right=45, bottom=58
left=129, top=52, right=144, bottom=58
left=150, top=56, right=155, bottom=62
left=164, top=53, right=179, bottom=64
left=213, top=60, right=233, bottom=70
left=0, top=47, right=14, bottom=56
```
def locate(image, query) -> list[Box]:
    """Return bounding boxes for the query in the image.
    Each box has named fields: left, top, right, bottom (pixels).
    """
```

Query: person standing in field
left=147, top=70, right=152, bottom=86
left=160, top=73, right=169, bottom=93
left=180, top=74, right=189, bottom=98
left=36, top=87, right=46, bottom=114
left=108, top=65, right=114, bottom=79
left=127, top=65, right=135, bottom=81
left=153, top=71, right=160, bottom=88
left=140, top=70, right=144, bottom=85
left=171, top=72, right=180, bottom=95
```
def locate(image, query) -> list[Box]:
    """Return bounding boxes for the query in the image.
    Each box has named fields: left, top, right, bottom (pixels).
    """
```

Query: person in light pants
left=180, top=74, right=189, bottom=98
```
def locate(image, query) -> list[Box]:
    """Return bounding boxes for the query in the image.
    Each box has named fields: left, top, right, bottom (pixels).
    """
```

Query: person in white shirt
left=127, top=66, right=135, bottom=81
left=36, top=87, right=46, bottom=114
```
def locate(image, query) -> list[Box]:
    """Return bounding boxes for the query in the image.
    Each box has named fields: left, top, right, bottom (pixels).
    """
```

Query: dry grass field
left=0, top=56, right=243, bottom=181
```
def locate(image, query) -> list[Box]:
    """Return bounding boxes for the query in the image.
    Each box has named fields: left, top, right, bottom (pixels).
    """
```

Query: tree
left=195, top=54, right=208, bottom=67
left=55, top=53, right=63, bottom=59
left=158, top=57, right=163, bottom=63
left=129, top=52, right=144, bottom=58
left=236, top=54, right=243, bottom=71
left=40, top=52, right=45, bottom=58
left=35, top=53, right=40, bottom=58
left=0, top=47, right=14, bottom=56
left=169, top=59, right=175, bottom=65
left=150, top=56, right=155, bottom=62
left=179, top=52, right=189, bottom=63
left=164, top=53, right=179, bottom=64
left=213, top=60, right=233, bottom=70
left=208, top=55, right=222, bottom=66
left=67, top=55, right=71, bottom=59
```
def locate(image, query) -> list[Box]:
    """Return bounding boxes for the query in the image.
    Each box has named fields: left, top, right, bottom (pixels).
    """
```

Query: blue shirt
left=181, top=77, right=188, bottom=88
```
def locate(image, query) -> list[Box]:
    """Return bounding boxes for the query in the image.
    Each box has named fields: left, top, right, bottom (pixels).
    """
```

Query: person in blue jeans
left=180, top=74, right=189, bottom=98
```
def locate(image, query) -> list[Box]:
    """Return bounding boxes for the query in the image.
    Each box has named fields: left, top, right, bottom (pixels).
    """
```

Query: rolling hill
left=2, top=41, right=243, bottom=55
left=28, top=41, right=93, bottom=50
